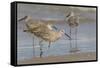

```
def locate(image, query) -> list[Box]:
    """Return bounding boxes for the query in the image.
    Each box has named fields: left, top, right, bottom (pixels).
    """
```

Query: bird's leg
left=39, top=40, right=43, bottom=58
left=47, top=42, right=51, bottom=57
left=33, top=36, right=35, bottom=56
left=39, top=40, right=43, bottom=46
left=48, top=42, right=51, bottom=48
left=75, top=27, right=77, bottom=48
left=75, top=27, right=79, bottom=51
left=69, top=27, right=72, bottom=50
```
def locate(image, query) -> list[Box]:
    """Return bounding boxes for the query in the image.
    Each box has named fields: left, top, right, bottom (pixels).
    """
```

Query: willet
left=66, top=11, right=80, bottom=52
left=18, top=16, right=71, bottom=57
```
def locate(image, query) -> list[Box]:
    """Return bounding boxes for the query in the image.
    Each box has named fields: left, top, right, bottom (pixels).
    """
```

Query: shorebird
left=66, top=11, right=79, bottom=52
left=18, top=16, right=71, bottom=57
left=18, top=16, right=71, bottom=47
left=18, top=16, right=57, bottom=56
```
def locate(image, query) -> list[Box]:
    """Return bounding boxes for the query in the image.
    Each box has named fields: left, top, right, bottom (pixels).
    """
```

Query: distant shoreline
left=18, top=52, right=96, bottom=65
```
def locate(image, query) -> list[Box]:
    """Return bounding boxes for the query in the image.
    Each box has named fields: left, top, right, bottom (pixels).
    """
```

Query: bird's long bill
left=64, top=33, right=71, bottom=40
left=18, top=16, right=27, bottom=22
left=52, top=25, right=58, bottom=30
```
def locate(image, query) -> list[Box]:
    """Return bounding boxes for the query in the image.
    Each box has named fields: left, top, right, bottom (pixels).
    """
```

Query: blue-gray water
left=17, top=4, right=96, bottom=61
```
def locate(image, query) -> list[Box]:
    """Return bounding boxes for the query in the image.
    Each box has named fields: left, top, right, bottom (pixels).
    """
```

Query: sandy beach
left=18, top=52, right=96, bottom=65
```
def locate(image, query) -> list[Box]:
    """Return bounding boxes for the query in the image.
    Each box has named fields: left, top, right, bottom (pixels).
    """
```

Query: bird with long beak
left=18, top=16, right=71, bottom=57
left=66, top=11, right=80, bottom=52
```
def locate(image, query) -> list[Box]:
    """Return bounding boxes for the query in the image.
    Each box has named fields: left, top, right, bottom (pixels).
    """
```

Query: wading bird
left=66, top=11, right=79, bottom=52
left=18, top=16, right=58, bottom=57
left=18, top=16, right=71, bottom=57
left=18, top=16, right=58, bottom=47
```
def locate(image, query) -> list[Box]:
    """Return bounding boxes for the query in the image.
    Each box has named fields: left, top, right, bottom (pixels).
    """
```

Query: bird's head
left=24, top=16, right=32, bottom=22
left=60, top=29, right=72, bottom=40
left=59, top=29, right=65, bottom=35
left=66, top=11, right=74, bottom=18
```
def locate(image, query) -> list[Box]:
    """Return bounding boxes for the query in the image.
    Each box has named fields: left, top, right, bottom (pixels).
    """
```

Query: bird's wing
left=25, top=21, right=42, bottom=30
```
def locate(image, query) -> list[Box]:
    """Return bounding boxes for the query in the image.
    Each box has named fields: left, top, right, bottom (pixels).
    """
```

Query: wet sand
left=18, top=52, right=96, bottom=65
